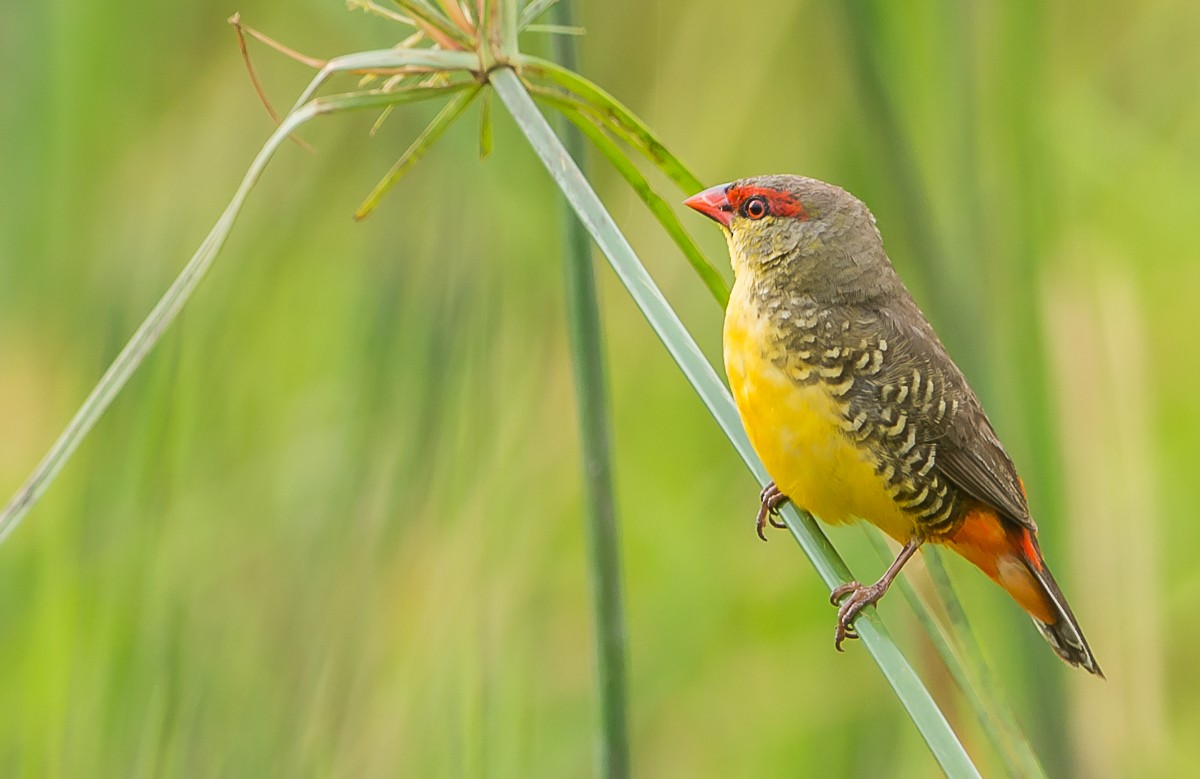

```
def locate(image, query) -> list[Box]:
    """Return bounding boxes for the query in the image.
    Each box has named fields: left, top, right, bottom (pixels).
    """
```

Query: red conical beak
left=684, top=183, right=733, bottom=228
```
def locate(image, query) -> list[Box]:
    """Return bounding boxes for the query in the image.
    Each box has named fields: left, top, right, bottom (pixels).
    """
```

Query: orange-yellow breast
left=723, top=279, right=918, bottom=543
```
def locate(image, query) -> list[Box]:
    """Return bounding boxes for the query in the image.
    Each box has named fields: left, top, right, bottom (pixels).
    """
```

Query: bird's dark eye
left=742, top=196, right=769, bottom=220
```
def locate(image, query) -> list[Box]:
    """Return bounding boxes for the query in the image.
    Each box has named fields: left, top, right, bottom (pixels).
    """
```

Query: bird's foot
left=828, top=539, right=921, bottom=652
left=830, top=580, right=888, bottom=651
left=755, top=482, right=790, bottom=541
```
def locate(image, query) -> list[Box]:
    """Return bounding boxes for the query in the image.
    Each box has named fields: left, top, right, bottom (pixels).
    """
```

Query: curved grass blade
left=0, top=84, right=463, bottom=545
left=355, top=85, right=481, bottom=220
left=491, top=65, right=981, bottom=779
left=520, top=0, right=559, bottom=27
left=532, top=88, right=728, bottom=305
left=517, top=55, right=703, bottom=194
left=288, top=48, right=479, bottom=114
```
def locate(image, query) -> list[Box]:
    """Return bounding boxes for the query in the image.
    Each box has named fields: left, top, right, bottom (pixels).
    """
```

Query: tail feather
left=1021, top=542, right=1104, bottom=677
left=946, top=505, right=1103, bottom=676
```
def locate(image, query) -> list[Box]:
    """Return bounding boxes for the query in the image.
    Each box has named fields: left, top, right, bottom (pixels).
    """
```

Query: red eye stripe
left=726, top=186, right=807, bottom=220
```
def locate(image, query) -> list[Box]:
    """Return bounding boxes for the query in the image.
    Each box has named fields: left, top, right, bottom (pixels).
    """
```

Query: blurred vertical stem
left=550, top=1, right=632, bottom=777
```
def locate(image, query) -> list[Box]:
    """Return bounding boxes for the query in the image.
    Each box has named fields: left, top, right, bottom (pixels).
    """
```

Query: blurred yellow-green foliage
left=1, top=1, right=1197, bottom=776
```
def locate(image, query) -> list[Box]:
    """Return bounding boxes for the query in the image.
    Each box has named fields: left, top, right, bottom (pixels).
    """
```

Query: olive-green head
left=685, top=174, right=898, bottom=304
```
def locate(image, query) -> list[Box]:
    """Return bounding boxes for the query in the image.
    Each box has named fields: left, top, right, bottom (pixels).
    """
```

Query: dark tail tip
left=1024, top=553, right=1103, bottom=676
left=1032, top=617, right=1104, bottom=677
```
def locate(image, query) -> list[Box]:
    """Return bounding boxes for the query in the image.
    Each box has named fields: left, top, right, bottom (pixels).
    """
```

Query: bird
left=684, top=174, right=1101, bottom=675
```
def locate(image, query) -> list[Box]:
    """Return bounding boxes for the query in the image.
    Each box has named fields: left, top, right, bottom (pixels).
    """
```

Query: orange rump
left=942, top=502, right=1057, bottom=625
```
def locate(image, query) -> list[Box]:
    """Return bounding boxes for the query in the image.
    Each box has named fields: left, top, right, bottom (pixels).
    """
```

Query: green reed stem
left=550, top=3, right=630, bottom=775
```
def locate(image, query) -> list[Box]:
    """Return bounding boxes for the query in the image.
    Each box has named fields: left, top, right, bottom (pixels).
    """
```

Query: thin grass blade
left=491, top=66, right=981, bottom=778
left=523, top=24, right=583, bottom=36
left=0, top=85, right=462, bottom=544
left=520, top=0, right=558, bottom=27
left=288, top=48, right=479, bottom=114
left=533, top=89, right=727, bottom=304
left=370, top=104, right=397, bottom=136
left=517, top=56, right=703, bottom=194
left=355, top=86, right=481, bottom=220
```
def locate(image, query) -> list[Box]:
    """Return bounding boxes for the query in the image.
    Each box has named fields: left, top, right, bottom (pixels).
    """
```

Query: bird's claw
left=755, top=482, right=790, bottom=541
left=827, top=539, right=921, bottom=653
left=830, top=581, right=861, bottom=606
left=831, top=580, right=886, bottom=651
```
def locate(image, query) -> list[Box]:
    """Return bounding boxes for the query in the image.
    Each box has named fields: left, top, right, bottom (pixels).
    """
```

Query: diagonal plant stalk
left=355, top=85, right=482, bottom=219
left=490, top=66, right=981, bottom=779
left=550, top=4, right=630, bottom=776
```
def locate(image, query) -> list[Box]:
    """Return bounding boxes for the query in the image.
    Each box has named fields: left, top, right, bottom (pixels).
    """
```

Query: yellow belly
left=723, top=287, right=917, bottom=542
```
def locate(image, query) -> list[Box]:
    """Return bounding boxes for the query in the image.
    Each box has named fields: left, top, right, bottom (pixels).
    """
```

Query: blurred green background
left=1, top=0, right=1197, bottom=776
